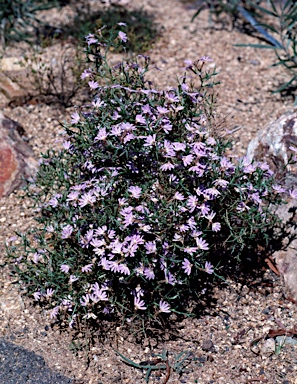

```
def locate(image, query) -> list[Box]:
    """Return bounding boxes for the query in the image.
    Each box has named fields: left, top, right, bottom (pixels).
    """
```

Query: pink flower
left=199, top=55, right=213, bottom=62
left=128, top=185, right=142, bottom=198
left=33, top=291, right=41, bottom=301
left=212, top=222, right=221, bottom=232
left=187, top=195, right=198, bottom=212
left=90, top=285, right=108, bottom=302
left=69, top=275, right=79, bottom=283
left=172, top=142, right=186, bottom=151
left=205, top=261, right=214, bottom=274
left=143, top=134, right=156, bottom=147
left=78, top=191, right=96, bottom=207
left=135, top=114, right=146, bottom=124
left=145, top=241, right=156, bottom=254
left=50, top=306, right=60, bottom=319
left=159, top=300, right=171, bottom=313
left=196, top=237, right=209, bottom=250
left=81, top=264, right=93, bottom=273
left=61, top=224, right=74, bottom=239
left=70, top=112, right=80, bottom=124
left=80, top=294, right=90, bottom=306
left=157, top=106, right=169, bottom=114
left=134, top=296, right=146, bottom=310
left=182, top=154, right=194, bottom=166
left=184, top=247, right=198, bottom=255
left=94, top=127, right=108, bottom=141
left=118, top=264, right=131, bottom=275
left=182, top=258, right=192, bottom=275
left=174, top=192, right=184, bottom=200
left=144, top=267, right=155, bottom=280
left=289, top=189, right=297, bottom=199
left=160, top=163, right=175, bottom=171
left=88, top=80, right=99, bottom=90
left=45, top=288, right=55, bottom=298
left=118, top=31, right=128, bottom=42
left=272, top=184, right=286, bottom=194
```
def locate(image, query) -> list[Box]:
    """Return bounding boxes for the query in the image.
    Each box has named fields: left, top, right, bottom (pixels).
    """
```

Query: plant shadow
left=38, top=5, right=161, bottom=53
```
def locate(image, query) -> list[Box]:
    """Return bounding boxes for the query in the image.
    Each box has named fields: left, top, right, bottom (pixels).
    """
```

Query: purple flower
left=205, top=261, right=214, bottom=274
left=61, top=224, right=74, bottom=239
left=122, top=212, right=134, bottom=227
left=165, top=271, right=176, bottom=285
left=214, top=179, right=229, bottom=188
left=160, top=162, right=175, bottom=171
left=172, top=142, right=186, bottom=151
left=99, top=257, right=111, bottom=270
left=92, top=98, right=105, bottom=108
left=142, top=104, right=152, bottom=115
left=157, top=106, right=169, bottom=114
left=80, top=229, right=94, bottom=248
left=118, top=264, right=131, bottom=275
left=120, top=122, right=135, bottom=131
left=69, top=315, right=77, bottom=328
left=90, top=285, right=108, bottom=302
left=45, top=288, right=55, bottom=298
left=88, top=80, right=99, bottom=90
left=143, top=134, right=156, bottom=147
left=272, top=184, right=286, bottom=194
left=85, top=33, right=98, bottom=45
left=94, top=127, right=108, bottom=141
left=69, top=275, right=79, bottom=283
left=33, top=291, right=41, bottom=301
left=135, top=114, right=146, bottom=124
left=70, top=112, right=80, bottom=124
left=78, top=191, right=96, bottom=207
left=289, top=189, right=297, bottom=199
left=196, top=237, right=209, bottom=250
left=144, top=267, right=155, bottom=280
left=187, top=195, right=198, bottom=212
left=174, top=192, right=185, bottom=201
left=159, top=300, right=171, bottom=313
left=199, top=55, right=213, bottom=62
left=60, top=264, right=70, bottom=273
left=212, top=222, right=221, bottom=232
left=163, top=140, right=176, bottom=157
left=134, top=296, right=146, bottom=311
left=50, top=306, right=60, bottom=319
left=80, top=294, right=90, bottom=306
left=128, top=185, right=142, bottom=198
left=145, top=241, right=156, bottom=254
left=117, top=22, right=127, bottom=26
left=184, top=247, right=198, bottom=255
left=182, top=258, right=192, bottom=275
left=182, top=154, right=194, bottom=166
left=199, top=203, right=210, bottom=216
left=81, top=68, right=92, bottom=79
left=118, top=31, right=128, bottom=43
left=48, top=194, right=61, bottom=208
left=81, top=264, right=93, bottom=273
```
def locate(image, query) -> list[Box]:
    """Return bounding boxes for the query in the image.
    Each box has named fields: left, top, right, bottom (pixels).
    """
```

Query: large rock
left=273, top=199, right=297, bottom=303
left=246, top=108, right=297, bottom=188
left=0, top=111, right=38, bottom=197
left=246, top=109, right=297, bottom=302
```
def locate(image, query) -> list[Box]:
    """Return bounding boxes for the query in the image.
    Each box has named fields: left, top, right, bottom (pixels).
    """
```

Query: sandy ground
left=0, top=0, right=297, bottom=383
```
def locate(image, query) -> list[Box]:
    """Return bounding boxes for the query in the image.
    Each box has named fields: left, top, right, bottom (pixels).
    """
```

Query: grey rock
left=246, top=108, right=297, bottom=188
left=0, top=339, right=73, bottom=383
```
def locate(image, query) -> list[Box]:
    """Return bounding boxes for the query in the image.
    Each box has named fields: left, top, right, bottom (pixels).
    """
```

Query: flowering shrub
left=6, top=24, right=293, bottom=328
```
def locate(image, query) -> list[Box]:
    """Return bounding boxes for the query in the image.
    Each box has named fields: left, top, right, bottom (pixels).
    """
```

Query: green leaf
left=273, top=76, right=297, bottom=93
left=234, top=43, right=278, bottom=49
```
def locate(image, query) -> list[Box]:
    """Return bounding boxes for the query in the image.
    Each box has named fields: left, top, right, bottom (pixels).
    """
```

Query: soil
left=0, top=0, right=297, bottom=383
